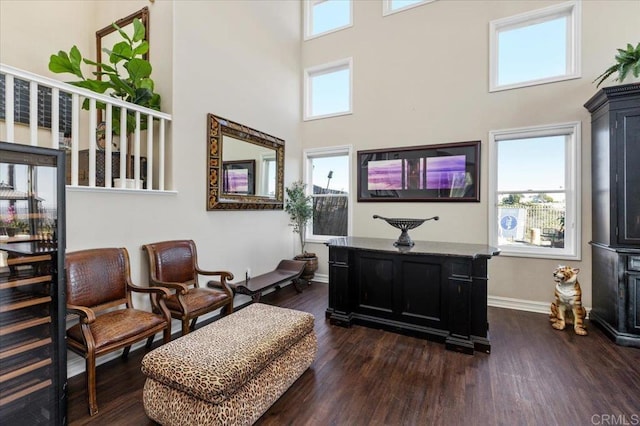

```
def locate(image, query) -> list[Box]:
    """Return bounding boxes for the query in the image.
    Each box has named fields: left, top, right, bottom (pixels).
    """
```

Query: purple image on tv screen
left=368, top=159, right=403, bottom=190
left=226, top=169, right=249, bottom=193
left=426, top=155, right=466, bottom=190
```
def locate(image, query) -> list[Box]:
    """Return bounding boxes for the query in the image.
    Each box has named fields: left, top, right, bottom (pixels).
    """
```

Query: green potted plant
left=1, top=204, right=18, bottom=237
left=594, top=42, right=640, bottom=87
left=285, top=181, right=318, bottom=281
left=48, top=18, right=160, bottom=184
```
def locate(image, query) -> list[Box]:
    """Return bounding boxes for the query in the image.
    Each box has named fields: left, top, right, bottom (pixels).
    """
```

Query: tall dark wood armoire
left=584, top=82, right=640, bottom=348
left=0, top=141, right=67, bottom=424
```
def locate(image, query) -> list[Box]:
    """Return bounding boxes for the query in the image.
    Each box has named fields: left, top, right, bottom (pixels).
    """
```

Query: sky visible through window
left=497, top=136, right=565, bottom=196
left=312, top=0, right=350, bottom=36
left=311, top=155, right=349, bottom=194
left=391, top=0, right=426, bottom=11
left=310, top=68, right=350, bottom=117
left=498, top=16, right=568, bottom=86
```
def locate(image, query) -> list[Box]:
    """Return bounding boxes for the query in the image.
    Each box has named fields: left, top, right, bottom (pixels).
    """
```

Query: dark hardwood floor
left=67, top=282, right=640, bottom=425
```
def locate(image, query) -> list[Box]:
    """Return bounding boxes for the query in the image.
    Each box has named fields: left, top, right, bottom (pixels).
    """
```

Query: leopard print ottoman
left=141, top=303, right=317, bottom=426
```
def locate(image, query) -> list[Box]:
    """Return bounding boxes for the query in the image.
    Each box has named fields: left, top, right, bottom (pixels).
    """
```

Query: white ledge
left=66, top=185, right=177, bottom=195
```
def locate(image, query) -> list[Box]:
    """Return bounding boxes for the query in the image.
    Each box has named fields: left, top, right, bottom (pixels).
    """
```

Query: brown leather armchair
left=65, top=247, right=171, bottom=416
left=142, top=240, right=234, bottom=336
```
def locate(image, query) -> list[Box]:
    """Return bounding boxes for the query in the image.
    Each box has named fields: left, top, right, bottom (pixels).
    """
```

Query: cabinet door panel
left=618, top=109, right=640, bottom=244
left=357, top=254, right=393, bottom=313
left=399, top=260, right=444, bottom=325
left=328, top=263, right=350, bottom=315
left=629, top=274, right=640, bottom=333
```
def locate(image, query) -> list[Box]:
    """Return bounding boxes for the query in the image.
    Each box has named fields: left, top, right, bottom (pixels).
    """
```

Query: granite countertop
left=326, top=236, right=500, bottom=259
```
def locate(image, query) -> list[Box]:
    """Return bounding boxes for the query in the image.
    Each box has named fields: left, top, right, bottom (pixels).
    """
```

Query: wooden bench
left=219, top=259, right=307, bottom=302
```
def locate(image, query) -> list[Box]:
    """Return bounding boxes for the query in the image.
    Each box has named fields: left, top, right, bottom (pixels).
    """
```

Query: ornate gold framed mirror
left=207, top=114, right=284, bottom=210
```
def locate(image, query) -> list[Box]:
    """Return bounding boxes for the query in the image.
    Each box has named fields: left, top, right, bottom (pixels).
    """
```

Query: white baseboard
left=312, top=273, right=328, bottom=283
left=488, top=295, right=550, bottom=314
left=488, top=295, right=591, bottom=317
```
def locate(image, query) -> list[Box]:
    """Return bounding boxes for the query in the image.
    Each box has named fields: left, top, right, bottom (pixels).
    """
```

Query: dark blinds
left=0, top=74, right=73, bottom=135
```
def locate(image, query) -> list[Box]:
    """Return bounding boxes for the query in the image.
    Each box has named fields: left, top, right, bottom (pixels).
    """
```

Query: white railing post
left=70, top=93, right=80, bottom=186
left=119, top=107, right=128, bottom=188
left=134, top=111, right=141, bottom=189
left=146, top=114, right=153, bottom=190
left=159, top=119, right=165, bottom=191
left=5, top=74, right=14, bottom=142
left=105, top=105, right=113, bottom=188
left=51, top=88, right=59, bottom=149
left=29, top=81, right=38, bottom=146
left=88, top=98, right=97, bottom=187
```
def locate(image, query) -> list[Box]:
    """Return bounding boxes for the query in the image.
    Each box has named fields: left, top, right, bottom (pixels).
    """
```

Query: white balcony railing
left=0, top=63, right=171, bottom=191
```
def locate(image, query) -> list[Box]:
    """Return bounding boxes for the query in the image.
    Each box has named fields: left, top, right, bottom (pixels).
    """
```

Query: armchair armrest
left=127, top=283, right=172, bottom=323
left=197, top=268, right=234, bottom=296
left=196, top=268, right=234, bottom=281
left=128, top=282, right=171, bottom=298
left=148, top=278, right=190, bottom=294
left=67, top=304, right=96, bottom=324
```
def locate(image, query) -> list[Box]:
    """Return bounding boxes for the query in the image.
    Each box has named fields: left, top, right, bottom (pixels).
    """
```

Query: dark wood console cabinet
left=585, top=82, right=640, bottom=348
left=326, top=237, right=499, bottom=354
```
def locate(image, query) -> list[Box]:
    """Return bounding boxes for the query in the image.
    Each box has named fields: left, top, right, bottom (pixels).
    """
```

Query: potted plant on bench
left=285, top=181, right=318, bottom=282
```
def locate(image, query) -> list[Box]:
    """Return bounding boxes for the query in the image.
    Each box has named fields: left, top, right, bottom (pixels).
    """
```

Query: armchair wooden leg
left=86, top=355, right=98, bottom=416
left=146, top=335, right=155, bottom=348
left=121, top=345, right=131, bottom=360
left=182, top=319, right=190, bottom=336
left=190, top=317, right=198, bottom=332
left=162, top=326, right=171, bottom=344
left=223, top=301, right=234, bottom=315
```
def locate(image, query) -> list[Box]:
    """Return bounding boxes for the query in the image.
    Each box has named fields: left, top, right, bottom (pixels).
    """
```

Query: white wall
left=301, top=0, right=640, bottom=309
left=0, top=0, right=301, bottom=285
left=1, top=0, right=301, bottom=375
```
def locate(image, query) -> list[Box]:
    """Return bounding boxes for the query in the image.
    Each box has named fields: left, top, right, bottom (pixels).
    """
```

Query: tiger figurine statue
left=549, top=265, right=587, bottom=335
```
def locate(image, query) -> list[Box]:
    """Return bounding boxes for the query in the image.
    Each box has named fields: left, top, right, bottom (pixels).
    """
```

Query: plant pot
left=1, top=227, right=17, bottom=237
left=114, top=178, right=142, bottom=189
left=294, top=252, right=318, bottom=282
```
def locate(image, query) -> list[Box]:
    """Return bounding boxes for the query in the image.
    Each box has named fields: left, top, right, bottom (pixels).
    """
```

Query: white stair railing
left=0, top=63, right=171, bottom=191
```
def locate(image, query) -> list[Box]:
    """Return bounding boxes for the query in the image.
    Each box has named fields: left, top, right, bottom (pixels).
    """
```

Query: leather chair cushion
left=164, top=287, right=229, bottom=313
left=67, top=309, right=167, bottom=351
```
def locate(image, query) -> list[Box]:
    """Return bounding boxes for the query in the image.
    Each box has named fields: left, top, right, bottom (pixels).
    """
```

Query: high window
left=488, top=122, right=581, bottom=260
left=304, top=58, right=353, bottom=121
left=383, top=0, right=435, bottom=16
left=489, top=1, right=580, bottom=92
left=304, top=0, right=352, bottom=40
left=304, top=146, right=352, bottom=241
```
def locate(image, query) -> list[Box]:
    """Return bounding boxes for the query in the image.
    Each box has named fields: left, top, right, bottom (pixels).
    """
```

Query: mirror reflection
left=222, top=136, right=276, bottom=198
left=207, top=114, right=284, bottom=211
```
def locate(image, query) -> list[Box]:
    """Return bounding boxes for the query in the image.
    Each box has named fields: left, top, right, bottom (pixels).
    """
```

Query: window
left=261, top=153, right=276, bottom=196
left=383, top=0, right=435, bottom=16
left=489, top=1, right=580, bottom=92
left=488, top=122, right=581, bottom=260
left=304, top=146, right=352, bottom=241
left=304, top=58, right=352, bottom=121
left=0, top=74, right=72, bottom=134
left=304, top=0, right=352, bottom=40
